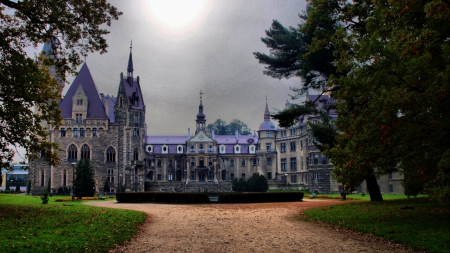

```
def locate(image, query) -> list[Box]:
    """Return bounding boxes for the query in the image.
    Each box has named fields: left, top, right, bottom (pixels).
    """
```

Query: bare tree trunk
left=365, top=169, right=383, bottom=201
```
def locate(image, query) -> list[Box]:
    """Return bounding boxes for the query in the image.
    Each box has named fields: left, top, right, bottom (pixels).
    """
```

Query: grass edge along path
left=302, top=198, right=449, bottom=253
left=0, top=195, right=146, bottom=253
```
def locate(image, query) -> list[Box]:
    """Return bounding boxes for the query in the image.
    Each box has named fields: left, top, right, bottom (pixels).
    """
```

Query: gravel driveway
left=87, top=200, right=417, bottom=253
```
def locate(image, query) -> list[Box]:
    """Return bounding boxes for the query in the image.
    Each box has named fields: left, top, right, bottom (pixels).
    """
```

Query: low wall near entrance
left=145, top=181, right=233, bottom=193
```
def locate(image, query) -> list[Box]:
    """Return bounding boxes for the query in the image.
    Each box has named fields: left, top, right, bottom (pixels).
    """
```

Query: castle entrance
left=198, top=171, right=205, bottom=182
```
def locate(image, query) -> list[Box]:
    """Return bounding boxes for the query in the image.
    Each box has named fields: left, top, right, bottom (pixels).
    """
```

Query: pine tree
left=73, top=159, right=95, bottom=198
left=103, top=179, right=110, bottom=194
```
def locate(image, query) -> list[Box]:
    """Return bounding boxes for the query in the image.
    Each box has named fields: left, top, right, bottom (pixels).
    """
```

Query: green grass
left=0, top=194, right=146, bottom=253
left=303, top=198, right=450, bottom=253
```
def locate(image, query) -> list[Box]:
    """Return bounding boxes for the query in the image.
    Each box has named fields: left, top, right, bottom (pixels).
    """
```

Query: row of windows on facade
left=61, top=128, right=98, bottom=137
left=72, top=112, right=140, bottom=124
left=66, top=145, right=139, bottom=162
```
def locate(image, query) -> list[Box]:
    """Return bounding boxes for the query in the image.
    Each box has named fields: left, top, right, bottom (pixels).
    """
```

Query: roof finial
left=200, top=90, right=204, bottom=104
left=130, top=40, right=132, bottom=53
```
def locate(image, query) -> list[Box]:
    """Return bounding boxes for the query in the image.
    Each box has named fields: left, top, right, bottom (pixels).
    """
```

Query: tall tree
left=330, top=0, right=450, bottom=201
left=254, top=1, right=384, bottom=201
left=73, top=159, right=95, bottom=198
left=0, top=0, right=122, bottom=167
left=227, top=119, right=252, bottom=135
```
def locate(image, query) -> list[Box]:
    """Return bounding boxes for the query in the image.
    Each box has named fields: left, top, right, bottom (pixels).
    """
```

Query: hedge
left=116, top=192, right=210, bottom=203
left=218, top=192, right=304, bottom=203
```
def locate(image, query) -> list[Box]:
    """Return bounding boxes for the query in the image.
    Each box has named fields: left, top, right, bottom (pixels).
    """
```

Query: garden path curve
left=87, top=200, right=417, bottom=253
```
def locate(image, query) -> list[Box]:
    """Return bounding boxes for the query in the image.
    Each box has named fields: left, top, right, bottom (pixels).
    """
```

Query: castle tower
left=195, top=90, right=206, bottom=134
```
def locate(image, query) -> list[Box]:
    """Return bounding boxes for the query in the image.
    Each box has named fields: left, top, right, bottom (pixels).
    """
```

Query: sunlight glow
left=148, top=0, right=206, bottom=28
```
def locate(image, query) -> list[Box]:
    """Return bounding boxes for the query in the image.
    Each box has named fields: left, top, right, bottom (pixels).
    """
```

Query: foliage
left=328, top=0, right=450, bottom=200
left=0, top=0, right=122, bottom=167
left=73, top=159, right=95, bottom=198
left=232, top=173, right=268, bottom=192
left=303, top=198, right=450, bottom=253
left=0, top=194, right=145, bottom=253
left=103, top=178, right=110, bottom=193
left=40, top=190, right=49, bottom=204
left=206, top=119, right=252, bottom=135
left=116, top=192, right=210, bottom=203
left=46, top=177, right=50, bottom=193
left=218, top=192, right=304, bottom=203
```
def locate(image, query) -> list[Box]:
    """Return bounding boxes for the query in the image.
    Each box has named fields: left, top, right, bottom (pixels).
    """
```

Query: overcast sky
left=63, top=0, right=306, bottom=135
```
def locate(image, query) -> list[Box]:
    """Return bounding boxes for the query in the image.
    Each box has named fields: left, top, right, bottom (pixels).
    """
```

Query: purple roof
left=101, top=95, right=116, bottom=122
left=147, top=136, right=188, bottom=144
left=214, top=135, right=258, bottom=145
left=59, top=63, right=108, bottom=119
left=123, top=77, right=145, bottom=110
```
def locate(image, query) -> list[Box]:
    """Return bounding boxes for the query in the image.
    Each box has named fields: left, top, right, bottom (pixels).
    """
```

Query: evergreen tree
left=103, top=179, right=110, bottom=193
left=73, top=159, right=95, bottom=198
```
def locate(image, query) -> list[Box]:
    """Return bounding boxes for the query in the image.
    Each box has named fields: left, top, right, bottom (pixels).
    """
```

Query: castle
left=29, top=45, right=404, bottom=194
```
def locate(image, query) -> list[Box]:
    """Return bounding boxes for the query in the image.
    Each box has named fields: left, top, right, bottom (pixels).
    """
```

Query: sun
left=148, top=0, right=206, bottom=28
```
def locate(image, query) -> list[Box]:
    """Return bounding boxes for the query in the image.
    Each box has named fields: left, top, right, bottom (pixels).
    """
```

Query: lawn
left=0, top=194, right=146, bottom=253
left=303, top=198, right=450, bottom=253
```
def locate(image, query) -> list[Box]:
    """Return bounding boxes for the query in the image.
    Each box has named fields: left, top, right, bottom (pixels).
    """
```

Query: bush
left=218, top=192, right=304, bottom=203
left=232, top=173, right=268, bottom=192
left=41, top=190, right=50, bottom=204
left=116, top=192, right=210, bottom=203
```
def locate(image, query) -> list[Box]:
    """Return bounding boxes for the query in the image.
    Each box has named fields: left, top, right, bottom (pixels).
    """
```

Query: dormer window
left=134, top=98, right=139, bottom=106
left=75, top=114, right=82, bottom=123
left=76, top=99, right=83, bottom=105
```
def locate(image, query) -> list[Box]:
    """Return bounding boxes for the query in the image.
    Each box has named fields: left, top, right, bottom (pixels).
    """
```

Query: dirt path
left=87, top=200, right=416, bottom=253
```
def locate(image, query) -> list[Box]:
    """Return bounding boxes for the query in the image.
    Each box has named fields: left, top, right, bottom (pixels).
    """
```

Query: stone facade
left=29, top=46, right=404, bottom=194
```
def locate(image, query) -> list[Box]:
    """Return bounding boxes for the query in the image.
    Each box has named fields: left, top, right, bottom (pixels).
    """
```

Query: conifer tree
left=73, top=159, right=95, bottom=198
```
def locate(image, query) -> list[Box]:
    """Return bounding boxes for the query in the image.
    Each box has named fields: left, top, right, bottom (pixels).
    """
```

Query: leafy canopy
left=0, top=0, right=122, bottom=167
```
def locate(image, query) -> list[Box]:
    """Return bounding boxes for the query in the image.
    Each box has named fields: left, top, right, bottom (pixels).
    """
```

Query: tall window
left=80, top=128, right=85, bottom=137
left=290, top=141, right=296, bottom=151
left=321, top=155, right=327, bottom=164
left=75, top=113, right=82, bottom=123
left=290, top=157, right=297, bottom=170
left=106, top=147, right=116, bottom=162
left=313, top=154, right=319, bottom=165
left=241, top=159, right=246, bottom=167
left=230, top=159, right=235, bottom=167
left=190, top=145, right=195, bottom=152
left=62, top=170, right=67, bottom=186
left=61, top=128, right=66, bottom=137
left=208, top=145, right=213, bottom=152
left=68, top=144, right=77, bottom=160
left=267, top=157, right=272, bottom=166
left=266, top=143, right=271, bottom=151
left=157, top=160, right=162, bottom=167
left=199, top=144, right=204, bottom=152
left=281, top=158, right=287, bottom=171
left=266, top=131, right=271, bottom=137
left=133, top=148, right=139, bottom=161
left=93, top=128, right=98, bottom=137
left=134, top=114, right=139, bottom=123
left=280, top=143, right=286, bottom=152
left=133, top=128, right=139, bottom=136
left=190, top=158, right=195, bottom=166
left=73, top=128, right=79, bottom=137
left=291, top=175, right=297, bottom=183
left=208, top=157, right=213, bottom=166
left=252, top=158, right=257, bottom=166
left=77, top=99, right=83, bottom=105
left=81, top=144, right=90, bottom=160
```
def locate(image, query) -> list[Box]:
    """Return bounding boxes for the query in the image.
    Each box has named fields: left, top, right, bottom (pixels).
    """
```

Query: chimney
left=188, top=128, right=191, bottom=139
left=211, top=130, right=215, bottom=139
left=100, top=93, right=104, bottom=99
left=235, top=130, right=239, bottom=139
left=105, top=97, right=109, bottom=118
left=253, top=130, right=256, bottom=136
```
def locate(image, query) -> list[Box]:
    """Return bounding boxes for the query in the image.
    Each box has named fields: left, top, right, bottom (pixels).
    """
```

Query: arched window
left=81, top=144, right=90, bottom=160
left=106, top=147, right=116, bottom=162
left=68, top=144, right=77, bottom=160
left=119, top=96, right=123, bottom=107
left=62, top=169, right=67, bottom=186
left=133, top=148, right=139, bottom=161
left=41, top=170, right=45, bottom=187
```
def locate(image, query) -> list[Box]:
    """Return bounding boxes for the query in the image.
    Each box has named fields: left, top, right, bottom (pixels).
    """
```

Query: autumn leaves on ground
left=1, top=195, right=448, bottom=253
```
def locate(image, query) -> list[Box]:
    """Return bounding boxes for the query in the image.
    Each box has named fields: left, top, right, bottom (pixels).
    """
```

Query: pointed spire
left=196, top=90, right=206, bottom=134
left=127, top=40, right=134, bottom=76
left=264, top=95, right=270, bottom=121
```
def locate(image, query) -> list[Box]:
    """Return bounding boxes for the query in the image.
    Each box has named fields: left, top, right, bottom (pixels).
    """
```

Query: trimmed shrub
left=116, top=192, right=210, bottom=203
left=41, top=190, right=50, bottom=204
left=232, top=173, right=268, bottom=192
left=218, top=192, right=304, bottom=203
